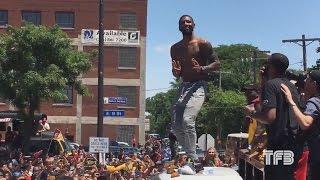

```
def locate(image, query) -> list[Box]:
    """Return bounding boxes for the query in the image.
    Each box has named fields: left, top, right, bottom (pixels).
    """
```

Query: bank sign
left=81, top=29, right=140, bottom=45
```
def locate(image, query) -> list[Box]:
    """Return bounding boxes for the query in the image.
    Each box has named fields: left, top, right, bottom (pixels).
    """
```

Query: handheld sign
left=89, top=137, right=109, bottom=153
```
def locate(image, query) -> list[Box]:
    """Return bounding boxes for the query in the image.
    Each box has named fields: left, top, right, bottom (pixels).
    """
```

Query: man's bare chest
left=173, top=44, right=201, bottom=60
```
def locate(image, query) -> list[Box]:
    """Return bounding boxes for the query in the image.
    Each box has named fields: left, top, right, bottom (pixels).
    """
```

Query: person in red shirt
left=131, top=135, right=136, bottom=148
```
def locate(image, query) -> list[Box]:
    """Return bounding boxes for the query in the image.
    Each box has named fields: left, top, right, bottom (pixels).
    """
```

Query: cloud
left=153, top=44, right=171, bottom=54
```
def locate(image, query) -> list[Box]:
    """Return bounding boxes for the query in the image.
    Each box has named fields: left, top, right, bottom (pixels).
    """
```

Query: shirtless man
left=171, top=15, right=220, bottom=160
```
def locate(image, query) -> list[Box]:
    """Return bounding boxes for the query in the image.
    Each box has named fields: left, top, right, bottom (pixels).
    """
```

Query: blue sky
left=146, top=0, right=320, bottom=97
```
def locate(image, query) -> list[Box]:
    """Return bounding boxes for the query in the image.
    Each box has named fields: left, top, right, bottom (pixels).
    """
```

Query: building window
left=55, top=12, right=74, bottom=28
left=118, top=86, right=136, bottom=107
left=119, top=48, right=136, bottom=68
left=120, top=13, right=137, bottom=29
left=117, top=125, right=134, bottom=144
left=54, top=85, right=73, bottom=104
left=22, top=11, right=41, bottom=26
left=0, top=10, right=8, bottom=26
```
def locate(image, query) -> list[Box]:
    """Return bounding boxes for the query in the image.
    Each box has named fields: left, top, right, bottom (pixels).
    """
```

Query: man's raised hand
left=191, top=58, right=202, bottom=73
left=172, top=59, right=181, bottom=76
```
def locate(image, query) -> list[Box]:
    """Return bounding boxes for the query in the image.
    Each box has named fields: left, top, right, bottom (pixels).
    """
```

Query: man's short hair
left=241, top=84, right=259, bottom=92
left=267, top=53, right=289, bottom=74
left=42, top=113, right=47, bottom=120
left=179, top=15, right=194, bottom=23
left=309, top=70, right=320, bottom=84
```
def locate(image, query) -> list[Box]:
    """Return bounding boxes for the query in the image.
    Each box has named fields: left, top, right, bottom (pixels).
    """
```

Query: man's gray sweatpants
left=172, top=80, right=206, bottom=160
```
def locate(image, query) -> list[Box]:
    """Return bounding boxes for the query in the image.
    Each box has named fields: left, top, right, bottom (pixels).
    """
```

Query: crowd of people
left=0, top=134, right=238, bottom=180
left=1, top=14, right=319, bottom=180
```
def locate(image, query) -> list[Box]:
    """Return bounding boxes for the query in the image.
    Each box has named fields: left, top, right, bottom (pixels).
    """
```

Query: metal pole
left=219, top=71, right=222, bottom=89
left=282, top=35, right=320, bottom=72
left=253, top=51, right=257, bottom=84
left=205, top=133, right=208, bottom=151
left=302, top=34, right=307, bottom=71
left=97, top=0, right=104, bottom=137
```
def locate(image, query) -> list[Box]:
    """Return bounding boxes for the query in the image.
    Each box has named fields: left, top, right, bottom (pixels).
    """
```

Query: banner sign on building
left=89, top=137, right=109, bottom=153
left=103, top=110, right=125, bottom=117
left=81, top=29, right=140, bottom=45
left=104, top=97, right=127, bottom=105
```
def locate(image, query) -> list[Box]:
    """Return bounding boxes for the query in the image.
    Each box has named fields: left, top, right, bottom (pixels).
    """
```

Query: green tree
left=214, top=44, right=268, bottom=90
left=196, top=83, right=246, bottom=139
left=0, top=24, right=92, bottom=151
left=146, top=78, right=181, bottom=137
left=146, top=89, right=175, bottom=137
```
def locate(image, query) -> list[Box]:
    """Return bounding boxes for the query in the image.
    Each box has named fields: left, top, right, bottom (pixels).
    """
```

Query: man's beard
left=179, top=27, right=193, bottom=36
left=182, top=30, right=192, bottom=36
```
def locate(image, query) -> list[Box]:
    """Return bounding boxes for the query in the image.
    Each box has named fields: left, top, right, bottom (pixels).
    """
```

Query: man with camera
left=281, top=70, right=320, bottom=180
left=244, top=53, right=300, bottom=180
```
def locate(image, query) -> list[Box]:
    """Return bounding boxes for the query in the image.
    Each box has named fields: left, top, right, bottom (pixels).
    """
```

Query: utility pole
left=253, top=50, right=270, bottom=84
left=218, top=71, right=231, bottom=89
left=282, top=35, right=320, bottom=71
left=97, top=0, right=104, bottom=137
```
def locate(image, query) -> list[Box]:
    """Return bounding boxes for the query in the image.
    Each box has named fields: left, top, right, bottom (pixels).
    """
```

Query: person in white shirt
left=38, top=114, right=50, bottom=133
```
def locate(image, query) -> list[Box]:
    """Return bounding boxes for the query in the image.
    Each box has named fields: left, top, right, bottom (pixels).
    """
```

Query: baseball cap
left=267, top=53, right=289, bottom=73
left=309, top=70, right=320, bottom=83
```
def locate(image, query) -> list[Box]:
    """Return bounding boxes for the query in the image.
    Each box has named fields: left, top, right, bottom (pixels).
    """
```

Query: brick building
left=0, top=0, right=147, bottom=145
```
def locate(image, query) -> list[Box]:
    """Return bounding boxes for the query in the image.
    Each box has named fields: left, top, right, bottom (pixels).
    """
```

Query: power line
left=146, top=87, right=171, bottom=92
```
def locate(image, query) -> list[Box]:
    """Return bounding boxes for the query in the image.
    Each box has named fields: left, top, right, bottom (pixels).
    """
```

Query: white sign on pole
left=145, top=118, right=150, bottom=131
left=198, top=134, right=215, bottom=151
left=89, top=137, right=109, bottom=153
left=81, top=29, right=140, bottom=45
left=103, top=97, right=127, bottom=105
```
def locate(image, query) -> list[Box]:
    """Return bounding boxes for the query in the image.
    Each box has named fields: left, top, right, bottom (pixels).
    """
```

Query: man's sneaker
left=187, top=157, right=203, bottom=173
left=178, top=163, right=196, bottom=175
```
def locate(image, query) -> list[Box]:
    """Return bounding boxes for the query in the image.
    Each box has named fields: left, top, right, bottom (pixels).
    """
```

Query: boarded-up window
left=117, top=125, right=134, bottom=144
left=118, top=86, right=136, bottom=107
left=120, top=13, right=137, bottom=29
left=22, top=11, right=41, bottom=26
left=54, top=85, right=73, bottom=104
left=119, top=47, right=136, bottom=68
left=0, top=10, right=8, bottom=26
left=56, top=12, right=74, bottom=28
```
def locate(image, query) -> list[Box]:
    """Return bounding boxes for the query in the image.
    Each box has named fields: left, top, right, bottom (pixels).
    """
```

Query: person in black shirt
left=281, top=70, right=320, bottom=180
left=5, top=126, right=15, bottom=143
left=244, top=53, right=301, bottom=180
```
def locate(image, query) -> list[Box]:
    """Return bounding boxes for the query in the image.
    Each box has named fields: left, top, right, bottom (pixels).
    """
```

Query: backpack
left=302, top=97, right=320, bottom=142
left=303, top=97, right=320, bottom=164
